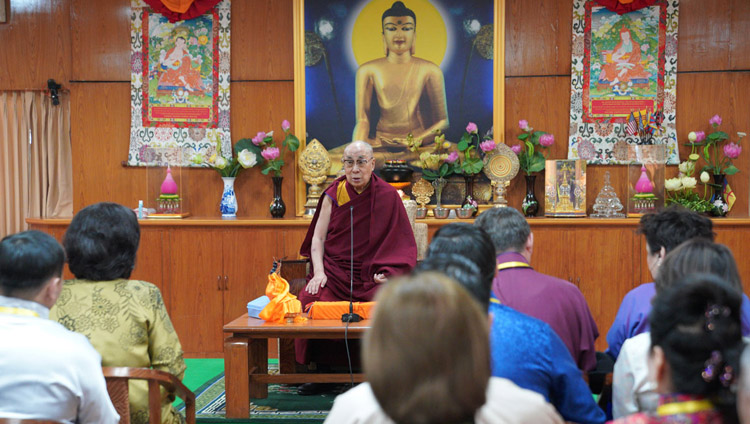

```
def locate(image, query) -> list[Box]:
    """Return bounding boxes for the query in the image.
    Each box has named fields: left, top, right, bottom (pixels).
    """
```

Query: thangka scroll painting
left=128, top=0, right=230, bottom=166
left=567, top=0, right=680, bottom=165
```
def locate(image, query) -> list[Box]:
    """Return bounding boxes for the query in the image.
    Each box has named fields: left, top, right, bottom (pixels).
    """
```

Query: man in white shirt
left=0, top=230, right=119, bottom=424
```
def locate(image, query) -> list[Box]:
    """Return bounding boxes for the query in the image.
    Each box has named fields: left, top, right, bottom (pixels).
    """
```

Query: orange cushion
left=307, top=301, right=375, bottom=320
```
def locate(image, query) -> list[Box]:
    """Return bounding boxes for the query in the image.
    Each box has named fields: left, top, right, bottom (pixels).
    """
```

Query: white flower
left=680, top=177, right=697, bottom=189
left=700, top=171, right=710, bottom=183
left=238, top=149, right=258, bottom=168
left=678, top=161, right=693, bottom=175
left=714, top=200, right=729, bottom=213
left=664, top=177, right=683, bottom=191
left=214, top=156, right=228, bottom=169
left=688, top=131, right=697, bottom=142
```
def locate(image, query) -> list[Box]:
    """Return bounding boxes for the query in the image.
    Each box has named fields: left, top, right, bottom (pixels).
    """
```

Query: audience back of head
left=64, top=202, right=140, bottom=281
left=364, top=272, right=490, bottom=424
left=474, top=206, right=529, bottom=254
left=638, top=205, right=715, bottom=255
left=655, top=238, right=741, bottom=294
left=421, top=222, right=496, bottom=310
left=740, top=345, right=750, bottom=424
left=650, top=273, right=742, bottom=423
left=0, top=230, right=65, bottom=299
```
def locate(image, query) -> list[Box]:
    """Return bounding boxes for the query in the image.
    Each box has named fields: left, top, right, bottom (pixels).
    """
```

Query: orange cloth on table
left=307, top=301, right=375, bottom=320
left=160, top=0, right=195, bottom=13
left=259, top=272, right=305, bottom=323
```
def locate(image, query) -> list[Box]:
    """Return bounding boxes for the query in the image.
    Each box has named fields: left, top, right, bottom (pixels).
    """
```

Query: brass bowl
left=416, top=207, right=428, bottom=219
left=433, top=207, right=450, bottom=219
left=456, top=208, right=475, bottom=219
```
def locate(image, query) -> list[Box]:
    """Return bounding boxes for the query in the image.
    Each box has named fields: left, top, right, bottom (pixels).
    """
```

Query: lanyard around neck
left=657, top=399, right=714, bottom=416
left=0, top=306, right=40, bottom=317
left=497, top=261, right=531, bottom=271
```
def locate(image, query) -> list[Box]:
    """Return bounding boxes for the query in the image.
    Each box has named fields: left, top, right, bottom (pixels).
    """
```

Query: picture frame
left=0, top=0, right=8, bottom=24
left=293, top=0, right=506, bottom=216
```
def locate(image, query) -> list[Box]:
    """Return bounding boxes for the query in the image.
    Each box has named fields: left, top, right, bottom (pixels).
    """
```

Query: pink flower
left=252, top=131, right=266, bottom=146
left=281, top=120, right=291, bottom=132
left=465, top=122, right=478, bottom=134
left=723, top=142, right=742, bottom=159
left=511, top=144, right=522, bottom=155
left=261, top=147, right=280, bottom=161
left=539, top=133, right=555, bottom=147
left=479, top=140, right=496, bottom=153
left=695, top=131, right=706, bottom=143
left=446, top=151, right=459, bottom=163
left=709, top=115, right=722, bottom=126
left=519, top=119, right=529, bottom=131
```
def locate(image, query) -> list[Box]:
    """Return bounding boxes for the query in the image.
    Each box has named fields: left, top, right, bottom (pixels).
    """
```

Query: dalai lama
left=296, top=140, right=417, bottom=394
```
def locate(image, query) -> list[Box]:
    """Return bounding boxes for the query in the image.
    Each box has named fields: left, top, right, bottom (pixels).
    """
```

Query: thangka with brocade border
left=128, top=0, right=230, bottom=166
left=567, top=0, right=679, bottom=165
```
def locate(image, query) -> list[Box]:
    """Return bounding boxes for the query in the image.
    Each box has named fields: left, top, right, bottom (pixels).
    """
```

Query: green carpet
left=175, top=358, right=336, bottom=423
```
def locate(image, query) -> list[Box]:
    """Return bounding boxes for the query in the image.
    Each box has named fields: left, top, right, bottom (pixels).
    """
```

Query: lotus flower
left=252, top=131, right=266, bottom=146
left=479, top=140, right=496, bottom=153
left=723, top=142, right=742, bottom=159
left=281, top=120, right=291, bottom=132
left=238, top=149, right=258, bottom=168
left=511, top=144, right=522, bottom=155
left=519, top=119, right=529, bottom=131
left=261, top=147, right=280, bottom=161
left=446, top=151, right=459, bottom=163
left=709, top=115, right=722, bottom=126
left=466, top=122, right=478, bottom=134
left=539, top=134, right=555, bottom=147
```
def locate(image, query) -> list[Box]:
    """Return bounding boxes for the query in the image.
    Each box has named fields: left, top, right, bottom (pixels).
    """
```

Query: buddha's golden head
left=381, top=1, right=416, bottom=57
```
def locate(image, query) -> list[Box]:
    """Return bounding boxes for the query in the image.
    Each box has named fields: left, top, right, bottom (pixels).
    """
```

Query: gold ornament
left=298, top=139, right=331, bottom=217
left=411, top=178, right=434, bottom=207
left=483, top=142, right=520, bottom=207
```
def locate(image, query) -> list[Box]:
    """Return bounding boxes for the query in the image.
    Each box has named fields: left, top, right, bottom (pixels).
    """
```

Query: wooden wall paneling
left=230, top=81, right=296, bottom=218
left=714, top=225, right=750, bottom=297
left=675, top=72, right=750, bottom=217
left=729, top=0, right=750, bottom=69
left=131, top=228, right=168, bottom=306
left=169, top=228, right=225, bottom=355
left=70, top=0, right=130, bottom=81
left=232, top=0, right=294, bottom=81
left=0, top=0, right=71, bottom=90
left=573, top=227, right=638, bottom=352
left=280, top=226, right=308, bottom=259
left=504, top=77, right=570, bottom=211
left=528, top=225, right=574, bottom=282
left=504, top=0, right=572, bottom=76
left=70, top=82, right=144, bottom=211
left=677, top=0, right=731, bottom=72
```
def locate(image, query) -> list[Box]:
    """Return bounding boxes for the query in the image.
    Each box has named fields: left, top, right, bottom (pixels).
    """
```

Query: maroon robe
left=296, top=174, right=416, bottom=364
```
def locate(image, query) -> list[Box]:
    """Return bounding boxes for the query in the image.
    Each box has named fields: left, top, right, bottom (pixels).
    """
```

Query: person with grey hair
left=475, top=207, right=599, bottom=372
left=740, top=345, right=750, bottom=423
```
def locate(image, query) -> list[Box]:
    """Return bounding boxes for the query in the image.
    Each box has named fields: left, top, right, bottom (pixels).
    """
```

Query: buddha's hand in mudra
left=380, top=137, right=409, bottom=147
left=306, top=273, right=327, bottom=295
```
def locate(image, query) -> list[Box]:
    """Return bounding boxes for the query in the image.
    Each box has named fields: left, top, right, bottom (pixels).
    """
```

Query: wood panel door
left=573, top=227, right=639, bottom=352
left=169, top=228, right=225, bottom=356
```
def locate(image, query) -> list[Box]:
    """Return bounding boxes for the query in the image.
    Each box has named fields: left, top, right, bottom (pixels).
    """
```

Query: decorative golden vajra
left=298, top=139, right=331, bottom=216
left=412, top=178, right=434, bottom=207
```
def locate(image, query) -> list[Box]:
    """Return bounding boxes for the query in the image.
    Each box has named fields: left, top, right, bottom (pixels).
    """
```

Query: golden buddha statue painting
left=303, top=0, right=495, bottom=174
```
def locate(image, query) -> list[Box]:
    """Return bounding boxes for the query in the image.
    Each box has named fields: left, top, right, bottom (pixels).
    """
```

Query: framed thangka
left=293, top=0, right=504, bottom=215
left=567, top=0, right=680, bottom=165
left=128, top=0, right=231, bottom=167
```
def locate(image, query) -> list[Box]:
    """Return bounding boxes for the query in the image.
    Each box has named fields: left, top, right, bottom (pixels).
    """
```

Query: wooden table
left=223, top=314, right=370, bottom=418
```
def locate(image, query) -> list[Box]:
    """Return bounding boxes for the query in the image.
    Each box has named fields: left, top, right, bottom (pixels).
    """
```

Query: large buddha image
left=303, top=0, right=494, bottom=173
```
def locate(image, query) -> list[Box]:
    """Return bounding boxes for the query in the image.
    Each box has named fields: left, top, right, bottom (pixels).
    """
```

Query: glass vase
left=522, top=174, right=540, bottom=217
left=220, top=177, right=237, bottom=219
left=461, top=174, right=478, bottom=217
left=431, top=177, right=447, bottom=207
left=709, top=174, right=729, bottom=217
left=270, top=176, right=286, bottom=218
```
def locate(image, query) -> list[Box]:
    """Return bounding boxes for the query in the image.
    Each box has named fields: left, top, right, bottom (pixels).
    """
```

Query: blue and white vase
left=220, top=177, right=238, bottom=218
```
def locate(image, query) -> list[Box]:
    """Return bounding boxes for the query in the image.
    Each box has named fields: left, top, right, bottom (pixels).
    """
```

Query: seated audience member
left=740, top=345, right=750, bottom=424
left=475, top=207, right=599, bottom=371
left=613, top=238, right=746, bottom=418
left=611, top=274, right=743, bottom=423
left=0, top=231, right=119, bottom=423
left=419, top=223, right=606, bottom=424
left=49, top=202, right=186, bottom=424
left=325, top=272, right=564, bottom=424
left=606, top=206, right=750, bottom=360
left=296, top=141, right=416, bottom=394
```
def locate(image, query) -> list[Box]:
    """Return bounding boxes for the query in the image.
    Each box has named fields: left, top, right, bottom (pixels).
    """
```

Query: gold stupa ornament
left=298, top=139, right=331, bottom=217
left=412, top=178, right=434, bottom=207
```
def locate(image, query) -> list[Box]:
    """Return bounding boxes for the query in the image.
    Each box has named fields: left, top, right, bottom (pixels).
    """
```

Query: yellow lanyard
left=656, top=399, right=714, bottom=416
left=497, top=261, right=531, bottom=271
left=0, top=306, right=40, bottom=317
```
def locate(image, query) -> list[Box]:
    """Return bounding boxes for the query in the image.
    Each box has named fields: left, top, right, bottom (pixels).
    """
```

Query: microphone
left=342, top=205, right=361, bottom=322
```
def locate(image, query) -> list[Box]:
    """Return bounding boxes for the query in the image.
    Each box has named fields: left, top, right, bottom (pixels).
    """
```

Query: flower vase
left=431, top=177, right=448, bottom=218
left=709, top=174, right=729, bottom=217
left=270, top=176, right=286, bottom=218
left=220, top=177, right=238, bottom=218
left=461, top=174, right=478, bottom=217
left=522, top=174, right=540, bottom=217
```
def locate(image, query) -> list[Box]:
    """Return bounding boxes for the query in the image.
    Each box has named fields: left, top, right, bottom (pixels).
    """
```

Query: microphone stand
left=342, top=205, right=361, bottom=322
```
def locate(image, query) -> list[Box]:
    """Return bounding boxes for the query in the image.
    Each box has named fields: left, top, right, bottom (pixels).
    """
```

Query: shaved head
left=342, top=140, right=375, bottom=192
left=344, top=140, right=374, bottom=159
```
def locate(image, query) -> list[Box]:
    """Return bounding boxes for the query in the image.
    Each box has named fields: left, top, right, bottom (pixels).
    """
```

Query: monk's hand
left=374, top=273, right=387, bottom=284
left=306, top=273, right=327, bottom=295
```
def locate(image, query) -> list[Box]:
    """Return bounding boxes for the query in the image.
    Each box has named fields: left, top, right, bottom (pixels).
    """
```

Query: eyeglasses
left=342, top=158, right=372, bottom=169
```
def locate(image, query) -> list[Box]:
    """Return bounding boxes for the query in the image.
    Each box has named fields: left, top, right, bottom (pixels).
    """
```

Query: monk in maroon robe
left=295, top=141, right=416, bottom=393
